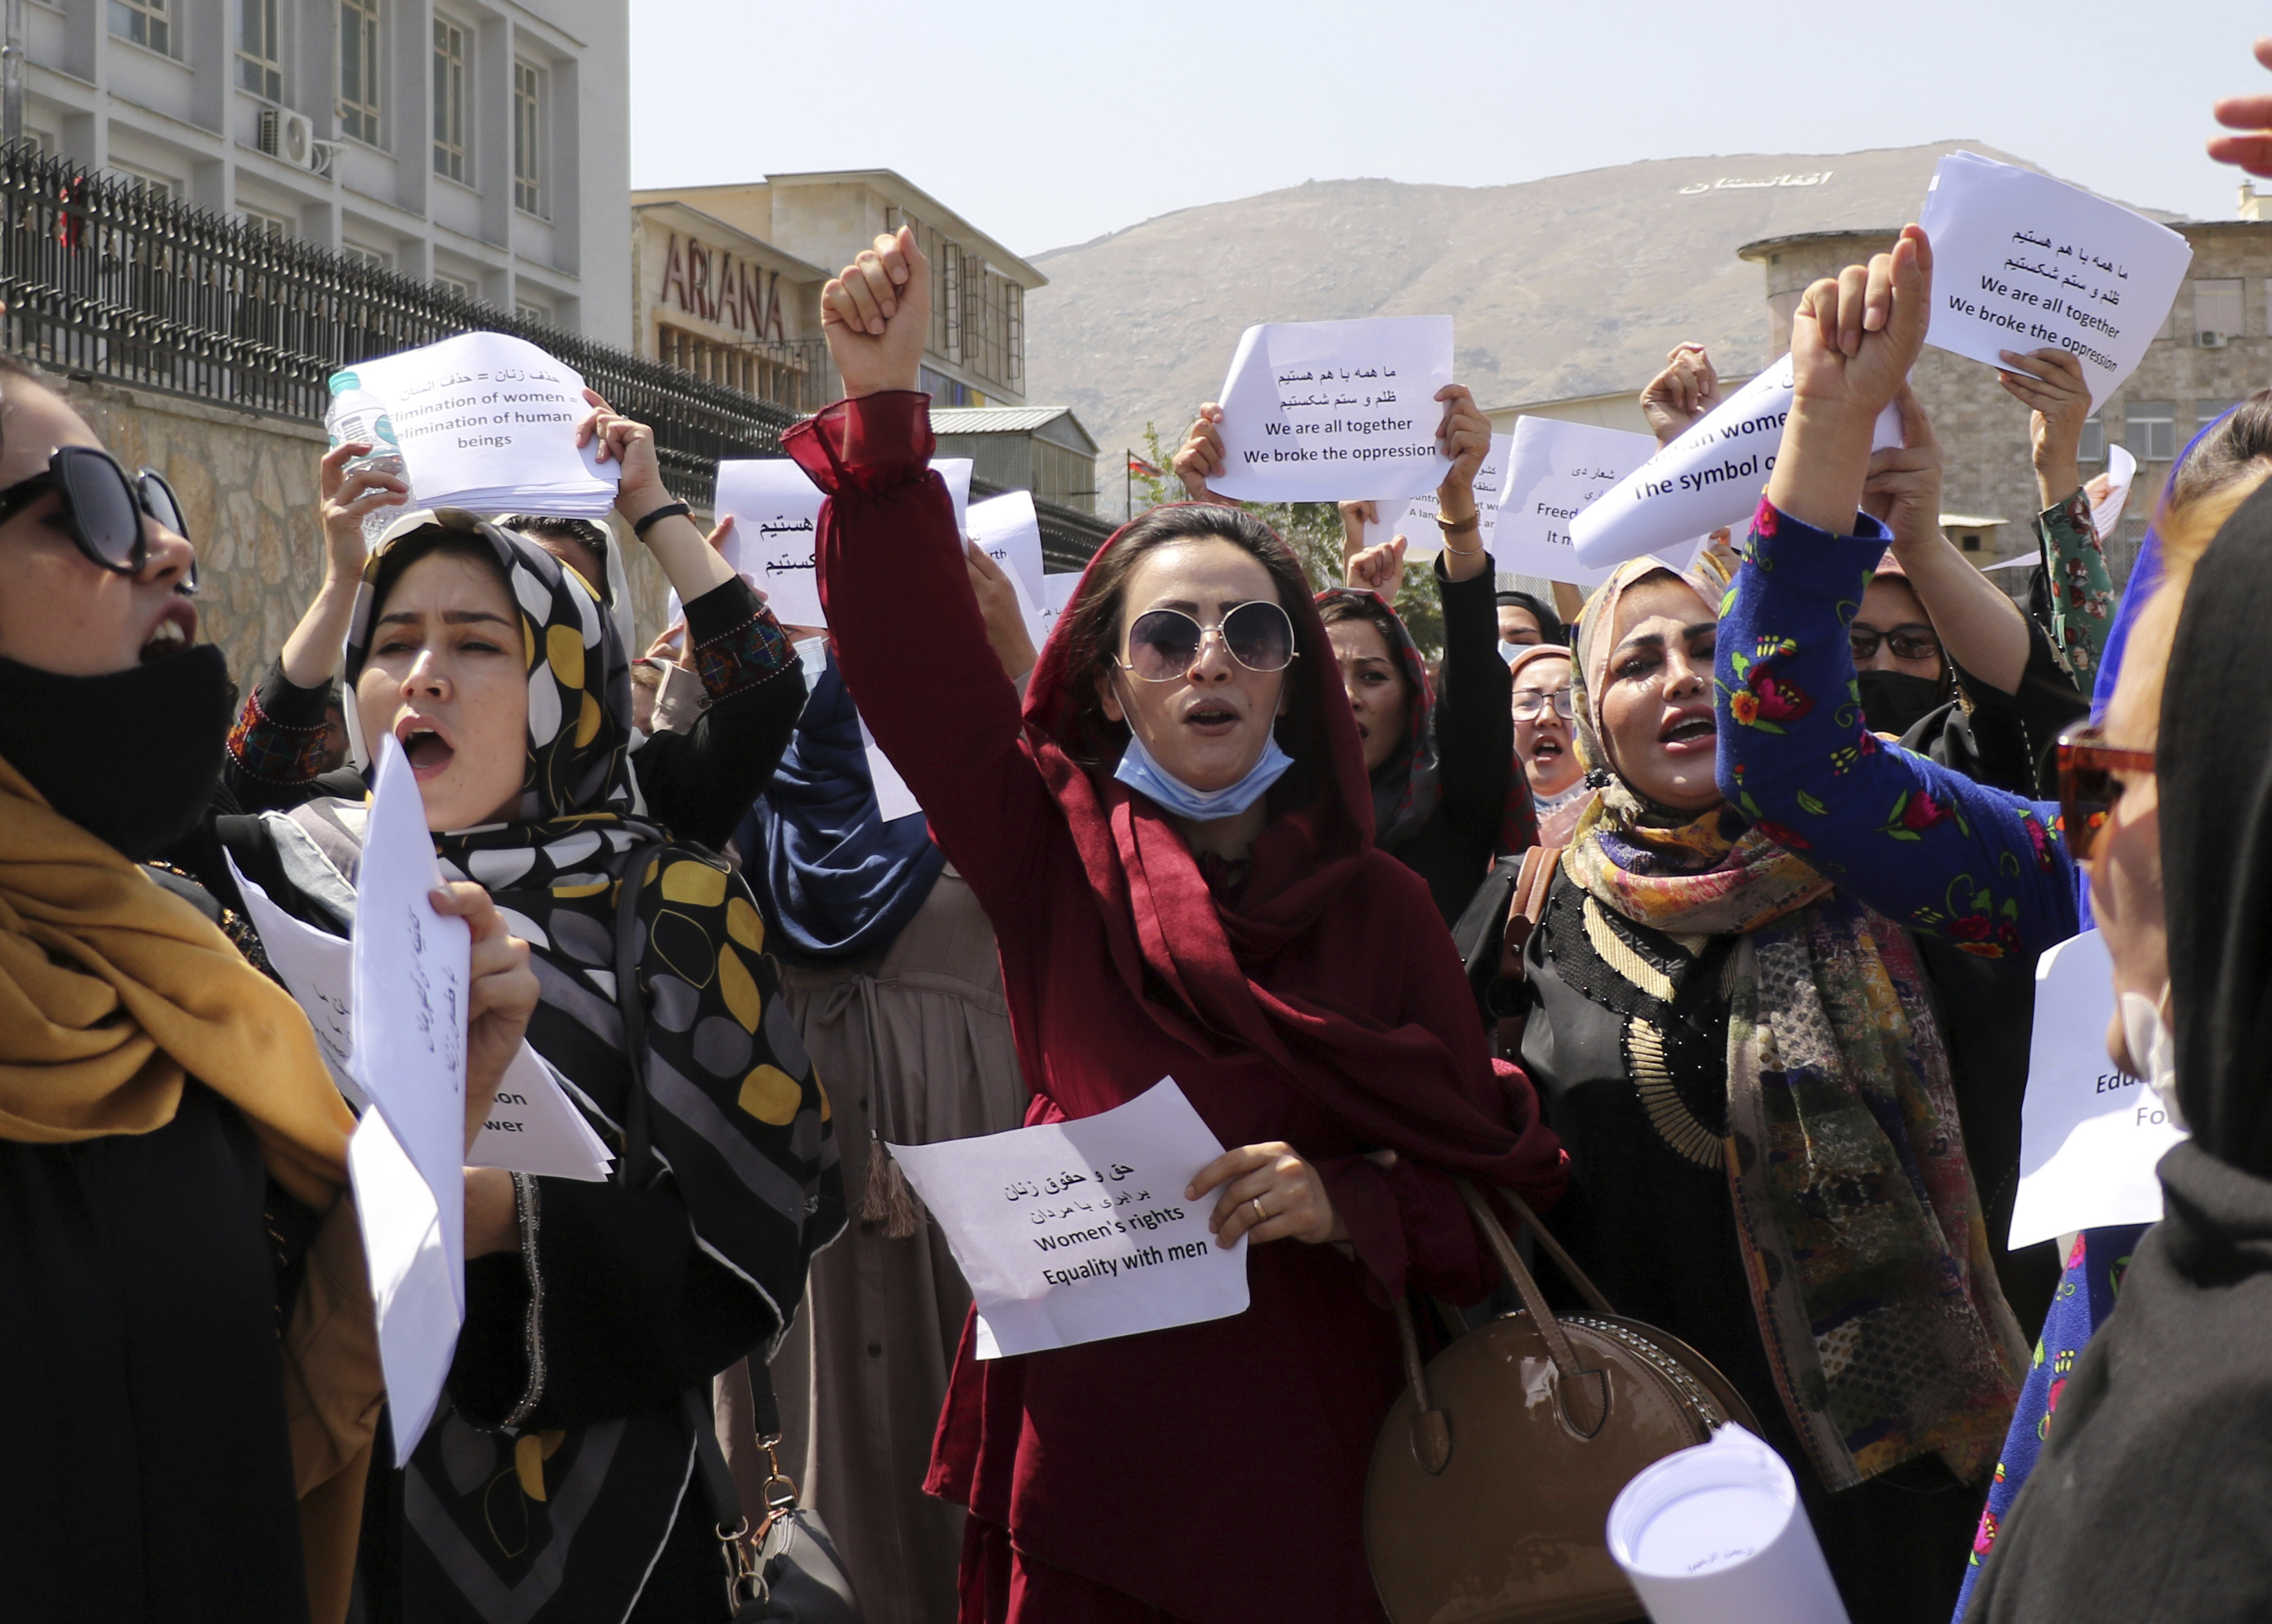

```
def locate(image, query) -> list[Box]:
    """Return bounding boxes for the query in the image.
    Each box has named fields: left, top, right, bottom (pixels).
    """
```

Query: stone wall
left=45, top=372, right=676, bottom=690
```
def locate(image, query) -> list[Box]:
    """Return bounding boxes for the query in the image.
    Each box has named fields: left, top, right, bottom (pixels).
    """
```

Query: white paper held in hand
left=886, top=1079, right=1248, bottom=1358
left=1568, top=356, right=1903, bottom=572
left=967, top=488, right=1046, bottom=609
left=333, top=332, right=619, bottom=518
left=1378, top=432, right=1512, bottom=561
left=1916, top=150, right=2193, bottom=410
left=1495, top=419, right=1661, bottom=587
left=1210, top=317, right=1455, bottom=503
left=351, top=732, right=470, bottom=1461
left=2008, top=929, right=2182, bottom=1248
left=1606, top=1425, right=1851, bottom=1624
left=224, top=853, right=610, bottom=1180
left=715, top=456, right=974, bottom=629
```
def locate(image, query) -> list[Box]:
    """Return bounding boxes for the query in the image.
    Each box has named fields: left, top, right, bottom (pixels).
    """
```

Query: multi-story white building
left=15, top=0, right=628, bottom=341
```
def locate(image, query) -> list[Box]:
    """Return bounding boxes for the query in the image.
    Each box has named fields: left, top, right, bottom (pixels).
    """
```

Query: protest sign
left=225, top=854, right=611, bottom=1181
left=1376, top=432, right=1511, bottom=560
left=859, top=710, right=923, bottom=825
left=335, top=333, right=618, bottom=518
left=717, top=456, right=971, bottom=627
left=968, top=489, right=1046, bottom=610
left=2008, top=929, right=2182, bottom=1247
left=1210, top=317, right=1453, bottom=503
left=1495, top=419, right=1659, bottom=586
left=887, top=1079, right=1248, bottom=1358
left=1569, top=357, right=1902, bottom=572
left=2092, top=443, right=2140, bottom=542
left=1917, top=150, right=2192, bottom=410
left=1035, top=572, right=1081, bottom=643
left=1607, top=1426, right=1851, bottom=1624
left=350, top=733, right=470, bottom=1460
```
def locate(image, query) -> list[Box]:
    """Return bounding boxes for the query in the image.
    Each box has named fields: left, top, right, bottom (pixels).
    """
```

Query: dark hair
left=1055, top=504, right=1321, bottom=770
left=2167, top=390, right=2272, bottom=520
left=501, top=514, right=610, bottom=599
left=1493, top=589, right=1566, bottom=647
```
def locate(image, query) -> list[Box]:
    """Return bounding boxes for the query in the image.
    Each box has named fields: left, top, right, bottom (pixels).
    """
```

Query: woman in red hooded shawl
left=783, top=228, right=1566, bottom=1624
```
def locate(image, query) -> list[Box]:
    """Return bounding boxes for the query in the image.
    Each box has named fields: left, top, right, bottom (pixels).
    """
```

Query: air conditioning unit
left=2199, top=330, right=2231, bottom=349
left=257, top=107, right=319, bottom=170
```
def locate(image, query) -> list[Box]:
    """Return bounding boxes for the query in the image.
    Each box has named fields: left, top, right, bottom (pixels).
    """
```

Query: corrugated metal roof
left=929, top=406, right=1078, bottom=434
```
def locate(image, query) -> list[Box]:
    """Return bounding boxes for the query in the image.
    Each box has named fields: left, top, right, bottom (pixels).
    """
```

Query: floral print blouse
left=1715, top=500, right=2080, bottom=960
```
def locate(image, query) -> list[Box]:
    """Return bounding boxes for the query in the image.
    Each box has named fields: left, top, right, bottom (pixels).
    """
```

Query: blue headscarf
left=736, top=643, right=945, bottom=960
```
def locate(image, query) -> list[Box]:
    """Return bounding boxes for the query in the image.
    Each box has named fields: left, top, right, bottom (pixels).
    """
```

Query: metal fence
left=0, top=143, right=792, bottom=507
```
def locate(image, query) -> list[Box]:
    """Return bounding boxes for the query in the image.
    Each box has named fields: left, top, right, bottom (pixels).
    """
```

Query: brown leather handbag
left=1364, top=1180, right=1760, bottom=1624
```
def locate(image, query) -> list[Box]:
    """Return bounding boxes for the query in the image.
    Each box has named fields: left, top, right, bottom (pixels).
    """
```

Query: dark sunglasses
left=0, top=446, right=194, bottom=591
left=1117, top=600, right=1297, bottom=683
left=1849, top=623, right=1942, bottom=664
left=1512, top=688, right=1576, bottom=722
left=2057, top=726, right=2155, bottom=861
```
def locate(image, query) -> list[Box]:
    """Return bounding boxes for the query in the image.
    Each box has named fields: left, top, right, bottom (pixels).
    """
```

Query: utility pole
left=2, top=0, right=23, bottom=147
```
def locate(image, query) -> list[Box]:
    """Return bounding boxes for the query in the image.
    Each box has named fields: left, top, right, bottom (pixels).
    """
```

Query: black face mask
left=0, top=644, right=233, bottom=859
left=1856, top=668, right=1950, bottom=742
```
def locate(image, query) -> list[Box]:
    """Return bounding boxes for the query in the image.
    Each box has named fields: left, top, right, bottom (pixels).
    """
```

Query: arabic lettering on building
left=1677, top=171, right=1835, bottom=196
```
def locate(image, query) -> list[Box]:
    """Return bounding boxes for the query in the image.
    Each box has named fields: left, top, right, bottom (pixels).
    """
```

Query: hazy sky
left=630, top=0, right=2267, bottom=262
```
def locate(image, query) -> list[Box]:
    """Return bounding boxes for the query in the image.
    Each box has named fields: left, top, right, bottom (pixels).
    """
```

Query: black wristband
left=631, top=500, right=691, bottom=539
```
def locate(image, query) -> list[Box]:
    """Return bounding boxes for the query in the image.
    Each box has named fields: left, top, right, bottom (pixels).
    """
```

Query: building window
left=110, top=165, right=183, bottom=199
left=239, top=204, right=294, bottom=235
left=2079, top=412, right=2104, bottom=463
left=432, top=18, right=467, bottom=182
left=339, top=0, right=382, bottom=147
left=918, top=365, right=982, bottom=408
left=109, top=0, right=170, bottom=54
left=2199, top=399, right=2242, bottom=429
left=2126, top=401, right=2177, bottom=463
left=512, top=61, right=543, bottom=215
left=515, top=298, right=549, bottom=326
left=434, top=272, right=476, bottom=299
left=342, top=242, right=390, bottom=270
left=2195, top=279, right=2245, bottom=343
left=238, top=0, right=282, bottom=98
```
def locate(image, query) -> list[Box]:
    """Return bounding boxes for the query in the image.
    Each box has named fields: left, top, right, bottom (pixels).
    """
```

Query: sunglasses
left=2057, top=726, right=2156, bottom=861
left=1513, top=688, right=1576, bottom=722
left=1117, top=600, right=1297, bottom=683
left=0, top=446, right=194, bottom=590
left=1850, top=624, right=1942, bottom=664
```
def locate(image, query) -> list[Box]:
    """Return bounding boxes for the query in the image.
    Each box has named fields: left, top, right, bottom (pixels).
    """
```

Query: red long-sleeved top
left=790, top=393, right=1522, bottom=1623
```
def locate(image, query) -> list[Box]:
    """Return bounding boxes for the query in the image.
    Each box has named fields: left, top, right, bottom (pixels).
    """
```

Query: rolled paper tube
left=1606, top=1424, right=1851, bottom=1624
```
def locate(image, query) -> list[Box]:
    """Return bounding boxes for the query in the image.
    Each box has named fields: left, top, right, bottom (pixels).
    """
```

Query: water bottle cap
left=328, top=370, right=361, bottom=397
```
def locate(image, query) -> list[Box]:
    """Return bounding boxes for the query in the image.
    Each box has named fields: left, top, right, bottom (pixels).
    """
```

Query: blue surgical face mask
left=1114, top=725, right=1294, bottom=822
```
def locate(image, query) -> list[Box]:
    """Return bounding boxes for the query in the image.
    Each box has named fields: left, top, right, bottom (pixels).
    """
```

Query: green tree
left=1129, top=421, right=1447, bottom=660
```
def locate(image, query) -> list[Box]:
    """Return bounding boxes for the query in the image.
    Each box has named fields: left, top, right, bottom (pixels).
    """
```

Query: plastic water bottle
left=325, top=370, right=408, bottom=547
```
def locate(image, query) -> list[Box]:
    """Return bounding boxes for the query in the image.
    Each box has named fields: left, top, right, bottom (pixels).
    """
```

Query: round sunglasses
left=2057, top=726, right=2155, bottom=861
left=1117, top=600, right=1297, bottom=683
left=0, top=445, right=195, bottom=591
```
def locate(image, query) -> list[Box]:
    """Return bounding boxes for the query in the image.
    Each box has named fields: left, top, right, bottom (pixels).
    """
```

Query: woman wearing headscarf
left=800, top=228, right=1565, bottom=1624
left=222, top=394, right=806, bottom=852
left=220, top=511, right=844, bottom=1623
left=735, top=545, right=1034, bottom=1624
left=1522, top=228, right=2081, bottom=1623
left=0, top=357, right=539, bottom=1624
left=1507, top=643, right=1589, bottom=844
left=1182, top=383, right=1524, bottom=920
left=1959, top=428, right=2272, bottom=1624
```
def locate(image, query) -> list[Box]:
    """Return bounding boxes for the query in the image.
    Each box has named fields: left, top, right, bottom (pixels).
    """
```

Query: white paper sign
left=717, top=457, right=972, bottom=629
left=1608, top=1426, right=1851, bottom=1624
left=859, top=711, right=923, bottom=825
left=886, top=1079, right=1248, bottom=1358
left=1377, top=432, right=1511, bottom=560
left=1497, top=419, right=1661, bottom=587
left=225, top=855, right=611, bottom=1180
left=1210, top=317, right=1455, bottom=502
left=1033, top=572, right=1082, bottom=646
left=337, top=333, right=618, bottom=518
left=349, top=736, right=473, bottom=1461
left=1569, top=356, right=1902, bottom=571
left=1918, top=151, right=2191, bottom=410
left=2090, top=443, right=2139, bottom=542
left=2008, top=929, right=2182, bottom=1247
left=967, top=489, right=1046, bottom=609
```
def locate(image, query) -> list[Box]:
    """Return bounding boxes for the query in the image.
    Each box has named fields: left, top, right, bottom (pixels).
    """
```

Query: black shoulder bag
left=611, top=842, right=865, bottom=1623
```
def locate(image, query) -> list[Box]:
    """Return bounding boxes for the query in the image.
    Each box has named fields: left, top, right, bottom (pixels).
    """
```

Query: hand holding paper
left=426, top=880, right=540, bottom=1153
